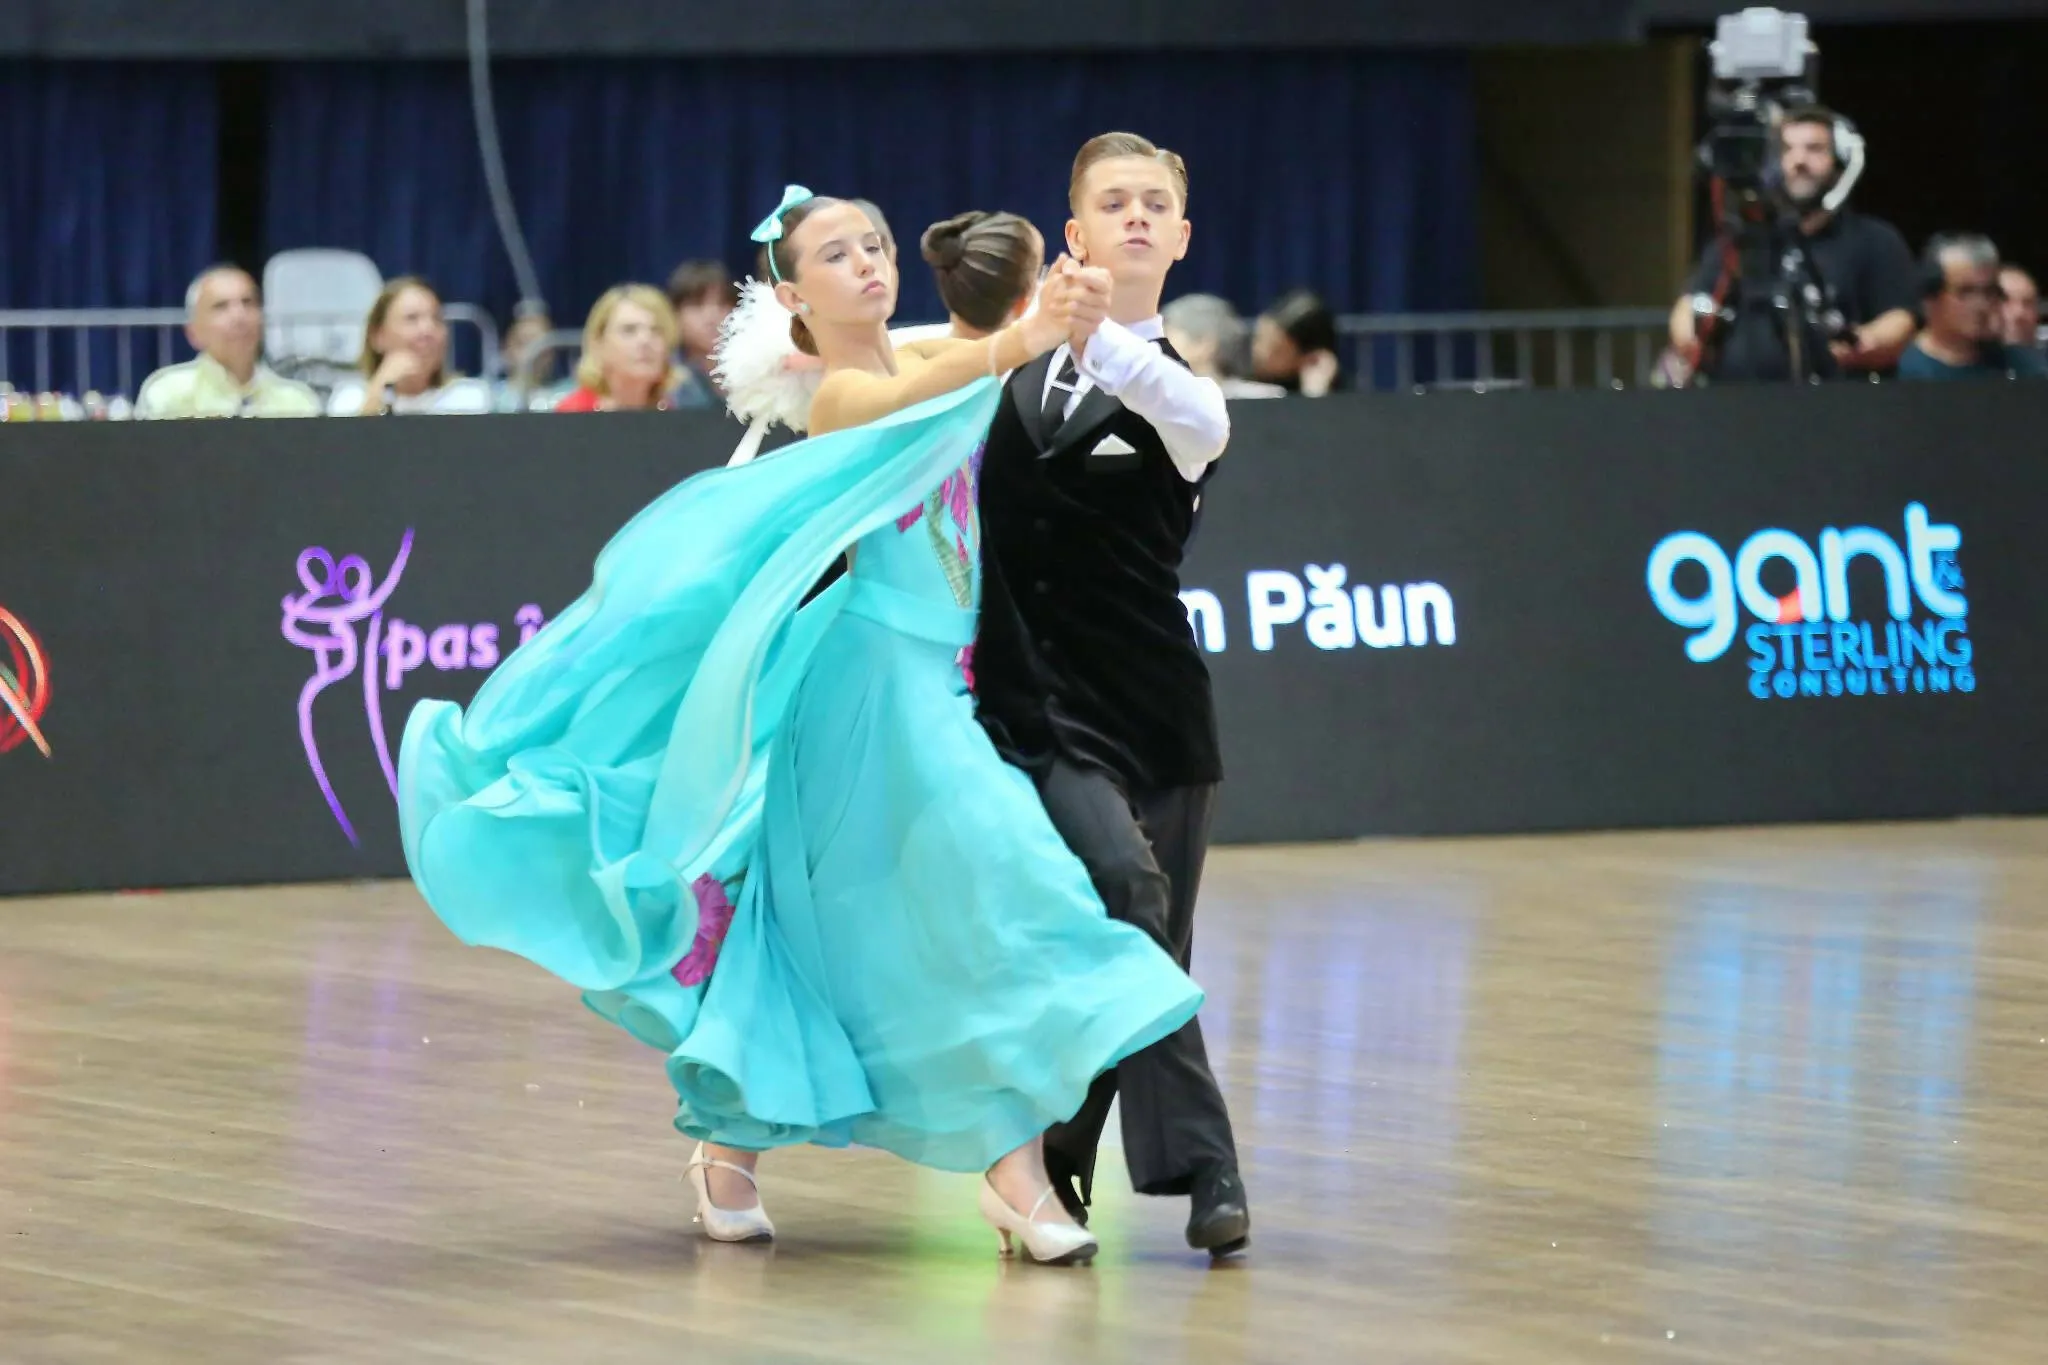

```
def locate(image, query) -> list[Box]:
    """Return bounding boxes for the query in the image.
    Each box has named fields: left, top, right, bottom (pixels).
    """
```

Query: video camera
left=1689, top=8, right=1868, bottom=383
left=1703, top=9, right=1818, bottom=191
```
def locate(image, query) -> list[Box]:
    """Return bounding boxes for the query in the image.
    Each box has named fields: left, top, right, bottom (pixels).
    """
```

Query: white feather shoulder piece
left=712, top=278, right=821, bottom=435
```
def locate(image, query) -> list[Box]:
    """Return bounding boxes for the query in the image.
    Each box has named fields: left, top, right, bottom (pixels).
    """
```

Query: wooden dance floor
left=3, top=820, right=2046, bottom=1363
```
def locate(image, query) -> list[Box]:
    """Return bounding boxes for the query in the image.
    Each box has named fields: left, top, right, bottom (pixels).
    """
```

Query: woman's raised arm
left=808, top=263, right=1100, bottom=435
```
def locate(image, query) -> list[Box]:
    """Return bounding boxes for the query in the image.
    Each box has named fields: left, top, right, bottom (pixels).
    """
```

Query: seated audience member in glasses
left=1251, top=289, right=1342, bottom=396
left=135, top=265, right=321, bottom=419
left=1997, top=263, right=2041, bottom=352
left=665, top=261, right=738, bottom=409
left=1897, top=235, right=2048, bottom=381
left=329, top=278, right=493, bottom=415
left=555, top=286, right=684, bottom=412
left=1669, top=107, right=1918, bottom=382
left=1164, top=294, right=1285, bottom=399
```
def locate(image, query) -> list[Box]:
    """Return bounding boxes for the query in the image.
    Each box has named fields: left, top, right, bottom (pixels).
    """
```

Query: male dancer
left=973, top=132, right=1247, bottom=1255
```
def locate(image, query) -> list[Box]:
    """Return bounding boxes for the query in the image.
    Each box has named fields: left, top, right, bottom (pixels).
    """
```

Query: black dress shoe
left=1044, top=1146, right=1090, bottom=1227
left=1185, top=1164, right=1250, bottom=1256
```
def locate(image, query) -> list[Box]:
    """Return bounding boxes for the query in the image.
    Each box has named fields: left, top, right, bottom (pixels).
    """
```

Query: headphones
left=1819, top=113, right=1864, bottom=174
left=1782, top=108, right=1866, bottom=215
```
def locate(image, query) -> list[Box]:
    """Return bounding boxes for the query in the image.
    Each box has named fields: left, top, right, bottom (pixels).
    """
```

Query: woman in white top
left=329, top=277, right=493, bottom=416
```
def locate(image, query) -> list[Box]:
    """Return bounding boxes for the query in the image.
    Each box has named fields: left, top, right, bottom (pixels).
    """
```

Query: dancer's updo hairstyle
left=920, top=212, right=1041, bottom=333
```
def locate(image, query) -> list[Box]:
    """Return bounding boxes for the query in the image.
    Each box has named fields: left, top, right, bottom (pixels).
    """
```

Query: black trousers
left=1035, top=758, right=1238, bottom=1199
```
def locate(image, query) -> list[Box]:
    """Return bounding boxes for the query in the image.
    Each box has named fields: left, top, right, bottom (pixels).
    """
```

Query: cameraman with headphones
left=1897, top=234, right=2048, bottom=380
left=1670, top=106, right=1919, bottom=382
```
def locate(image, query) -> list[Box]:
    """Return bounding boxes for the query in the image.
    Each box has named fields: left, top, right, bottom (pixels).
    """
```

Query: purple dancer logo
left=281, top=530, right=546, bottom=845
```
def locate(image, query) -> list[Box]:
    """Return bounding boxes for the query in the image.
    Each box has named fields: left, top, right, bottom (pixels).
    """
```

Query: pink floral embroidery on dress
left=671, top=874, right=735, bottom=987
left=891, top=446, right=983, bottom=610
left=946, top=463, right=974, bottom=538
left=895, top=444, right=984, bottom=538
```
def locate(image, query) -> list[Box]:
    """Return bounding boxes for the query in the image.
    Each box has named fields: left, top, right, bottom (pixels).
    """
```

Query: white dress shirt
left=1040, top=316, right=1231, bottom=483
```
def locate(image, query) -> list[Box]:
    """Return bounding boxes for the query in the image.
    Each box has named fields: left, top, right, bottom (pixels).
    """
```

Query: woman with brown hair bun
left=721, top=206, right=1043, bottom=449
left=920, top=211, right=1045, bottom=339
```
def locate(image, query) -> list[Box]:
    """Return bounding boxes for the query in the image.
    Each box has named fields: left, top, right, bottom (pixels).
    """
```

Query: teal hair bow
left=751, top=184, right=815, bottom=282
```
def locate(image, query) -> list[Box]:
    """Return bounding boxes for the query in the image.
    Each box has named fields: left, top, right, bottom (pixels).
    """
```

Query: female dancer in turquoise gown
left=396, top=191, right=1204, bottom=1266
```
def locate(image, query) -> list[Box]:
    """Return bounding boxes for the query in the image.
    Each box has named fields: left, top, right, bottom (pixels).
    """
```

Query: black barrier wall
left=3, top=384, right=2047, bottom=895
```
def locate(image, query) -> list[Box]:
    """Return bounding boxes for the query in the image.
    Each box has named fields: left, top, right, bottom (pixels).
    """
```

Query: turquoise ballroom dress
left=398, top=379, right=1203, bottom=1172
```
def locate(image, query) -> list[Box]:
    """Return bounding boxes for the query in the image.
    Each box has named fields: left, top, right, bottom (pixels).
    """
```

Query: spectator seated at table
left=1252, top=289, right=1343, bottom=396
left=1897, top=234, right=2048, bottom=382
left=1998, top=263, right=2041, bottom=352
left=134, top=265, right=321, bottom=419
left=553, top=286, right=681, bottom=412
left=328, top=277, right=493, bottom=416
left=664, top=260, right=738, bottom=409
left=1164, top=293, right=1286, bottom=399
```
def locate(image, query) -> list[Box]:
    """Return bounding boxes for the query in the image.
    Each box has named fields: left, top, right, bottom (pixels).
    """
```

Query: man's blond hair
left=1068, top=132, right=1189, bottom=212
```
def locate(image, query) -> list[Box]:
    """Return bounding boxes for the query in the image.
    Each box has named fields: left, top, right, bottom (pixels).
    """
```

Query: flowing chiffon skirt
left=398, top=380, right=1203, bottom=1171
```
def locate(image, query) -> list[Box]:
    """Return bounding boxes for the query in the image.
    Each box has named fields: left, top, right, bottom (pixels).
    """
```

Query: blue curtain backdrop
left=263, top=53, right=1476, bottom=340
left=0, top=63, right=219, bottom=395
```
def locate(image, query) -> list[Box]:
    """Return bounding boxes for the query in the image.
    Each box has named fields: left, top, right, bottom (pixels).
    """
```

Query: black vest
left=973, top=341, right=1222, bottom=792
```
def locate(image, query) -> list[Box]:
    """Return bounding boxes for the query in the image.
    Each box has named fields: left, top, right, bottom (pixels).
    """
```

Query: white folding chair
left=264, top=249, right=385, bottom=368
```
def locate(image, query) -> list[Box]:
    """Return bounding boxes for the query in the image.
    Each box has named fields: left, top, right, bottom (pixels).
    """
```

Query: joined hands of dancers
left=1021, top=254, right=1121, bottom=365
left=763, top=252, right=1115, bottom=381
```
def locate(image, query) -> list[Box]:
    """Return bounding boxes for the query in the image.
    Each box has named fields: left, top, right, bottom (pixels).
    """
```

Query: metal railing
left=0, top=304, right=503, bottom=400
left=1336, top=307, right=1674, bottom=393
left=16, top=301, right=2038, bottom=406
left=505, top=328, right=584, bottom=407
left=0, top=304, right=1672, bottom=401
left=512, top=312, right=1681, bottom=403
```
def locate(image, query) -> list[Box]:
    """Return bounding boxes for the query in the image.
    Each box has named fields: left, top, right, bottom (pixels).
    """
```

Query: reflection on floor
left=2, top=819, right=2045, bottom=1362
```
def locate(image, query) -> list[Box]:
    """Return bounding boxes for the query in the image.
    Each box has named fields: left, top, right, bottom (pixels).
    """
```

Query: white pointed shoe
left=686, top=1143, right=775, bottom=1243
left=978, top=1178, right=1099, bottom=1266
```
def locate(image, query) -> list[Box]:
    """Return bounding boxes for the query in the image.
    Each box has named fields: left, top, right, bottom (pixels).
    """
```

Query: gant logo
left=1646, top=502, right=1973, bottom=699
left=0, top=607, right=53, bottom=759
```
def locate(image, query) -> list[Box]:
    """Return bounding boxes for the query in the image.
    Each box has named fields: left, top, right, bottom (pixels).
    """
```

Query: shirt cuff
left=1072, top=319, right=1149, bottom=391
